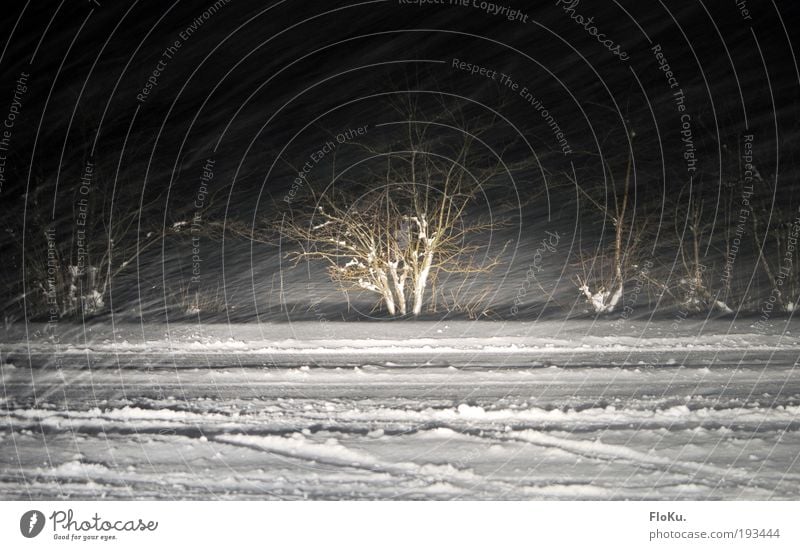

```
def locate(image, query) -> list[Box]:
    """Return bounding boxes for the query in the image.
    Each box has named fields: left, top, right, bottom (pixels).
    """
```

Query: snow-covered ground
left=1, top=320, right=799, bottom=499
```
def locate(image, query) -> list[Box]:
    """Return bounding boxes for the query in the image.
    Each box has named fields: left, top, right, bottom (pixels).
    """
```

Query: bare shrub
left=279, top=98, right=523, bottom=317
left=9, top=171, right=170, bottom=320
left=571, top=147, right=651, bottom=313
left=669, top=189, right=733, bottom=313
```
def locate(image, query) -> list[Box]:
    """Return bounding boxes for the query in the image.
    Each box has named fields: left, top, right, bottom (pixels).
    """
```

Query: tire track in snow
left=492, top=429, right=800, bottom=494
left=212, top=433, right=519, bottom=497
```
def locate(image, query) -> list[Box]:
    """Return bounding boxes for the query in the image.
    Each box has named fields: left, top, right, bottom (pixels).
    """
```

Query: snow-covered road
left=2, top=363, right=799, bottom=500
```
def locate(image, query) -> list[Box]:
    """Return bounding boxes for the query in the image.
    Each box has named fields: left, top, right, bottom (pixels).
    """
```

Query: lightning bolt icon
left=28, top=513, right=38, bottom=535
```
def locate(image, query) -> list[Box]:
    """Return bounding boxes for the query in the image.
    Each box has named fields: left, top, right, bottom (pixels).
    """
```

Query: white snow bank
left=5, top=402, right=799, bottom=432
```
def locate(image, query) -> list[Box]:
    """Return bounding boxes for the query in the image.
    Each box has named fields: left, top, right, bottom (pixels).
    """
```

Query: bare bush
left=282, top=160, right=503, bottom=317
left=751, top=200, right=800, bottom=313
left=9, top=171, right=170, bottom=320
left=171, top=283, right=227, bottom=316
left=670, top=190, right=733, bottom=313
left=436, top=283, right=497, bottom=320
left=279, top=100, right=520, bottom=317
left=571, top=148, right=651, bottom=313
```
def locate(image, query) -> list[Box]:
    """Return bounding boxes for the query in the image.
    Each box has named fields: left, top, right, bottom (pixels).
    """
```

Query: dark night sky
left=2, top=0, right=799, bottom=320
left=3, top=1, right=798, bottom=195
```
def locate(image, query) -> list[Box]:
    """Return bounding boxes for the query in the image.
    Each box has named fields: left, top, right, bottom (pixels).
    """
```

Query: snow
left=4, top=319, right=800, bottom=370
left=1, top=324, right=799, bottom=499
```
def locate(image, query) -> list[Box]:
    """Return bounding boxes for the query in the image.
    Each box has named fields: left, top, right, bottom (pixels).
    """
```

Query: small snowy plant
left=27, top=223, right=166, bottom=319
left=751, top=199, right=800, bottom=314
left=572, top=145, right=647, bottom=314
left=34, top=263, right=106, bottom=318
left=174, top=285, right=226, bottom=316
left=671, top=193, right=733, bottom=314
left=576, top=279, right=622, bottom=314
